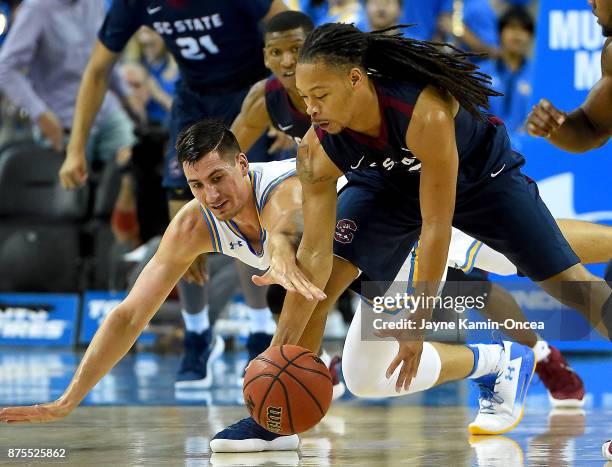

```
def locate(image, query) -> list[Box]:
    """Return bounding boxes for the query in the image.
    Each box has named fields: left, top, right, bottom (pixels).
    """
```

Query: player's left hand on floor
left=0, top=401, right=73, bottom=424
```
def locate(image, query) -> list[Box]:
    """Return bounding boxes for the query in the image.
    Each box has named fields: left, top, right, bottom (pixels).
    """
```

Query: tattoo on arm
left=296, top=142, right=335, bottom=184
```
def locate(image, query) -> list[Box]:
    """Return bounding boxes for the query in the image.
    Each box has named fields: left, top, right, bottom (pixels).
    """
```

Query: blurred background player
left=61, top=0, right=289, bottom=389
left=526, top=0, right=612, bottom=457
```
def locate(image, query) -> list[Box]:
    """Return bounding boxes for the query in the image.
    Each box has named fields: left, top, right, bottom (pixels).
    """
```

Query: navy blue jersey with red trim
left=264, top=77, right=311, bottom=142
left=315, top=80, right=524, bottom=196
left=99, top=0, right=271, bottom=90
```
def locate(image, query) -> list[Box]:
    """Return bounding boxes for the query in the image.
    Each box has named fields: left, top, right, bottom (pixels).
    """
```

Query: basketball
left=243, top=345, right=333, bottom=435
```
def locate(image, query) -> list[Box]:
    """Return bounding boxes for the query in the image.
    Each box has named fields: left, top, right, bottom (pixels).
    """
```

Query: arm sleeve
left=98, top=0, right=142, bottom=53
left=0, top=1, right=48, bottom=122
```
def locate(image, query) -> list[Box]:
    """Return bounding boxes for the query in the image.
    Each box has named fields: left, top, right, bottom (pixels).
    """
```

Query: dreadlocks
left=298, top=23, right=502, bottom=119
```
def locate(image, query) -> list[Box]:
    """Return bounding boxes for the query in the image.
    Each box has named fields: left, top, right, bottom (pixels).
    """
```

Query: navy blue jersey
left=100, top=0, right=271, bottom=90
left=315, top=80, right=524, bottom=196
left=264, top=77, right=311, bottom=142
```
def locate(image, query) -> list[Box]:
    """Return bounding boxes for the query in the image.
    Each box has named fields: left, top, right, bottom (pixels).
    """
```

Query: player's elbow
left=112, top=304, right=146, bottom=332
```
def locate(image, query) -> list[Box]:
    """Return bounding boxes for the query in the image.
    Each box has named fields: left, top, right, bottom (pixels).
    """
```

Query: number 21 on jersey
left=176, top=35, right=219, bottom=60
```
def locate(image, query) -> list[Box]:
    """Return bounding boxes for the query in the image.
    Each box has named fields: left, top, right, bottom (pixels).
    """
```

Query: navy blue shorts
left=164, top=80, right=269, bottom=189
left=334, top=167, right=579, bottom=283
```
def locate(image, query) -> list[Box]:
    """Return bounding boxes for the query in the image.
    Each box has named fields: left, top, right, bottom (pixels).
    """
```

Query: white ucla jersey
left=200, top=158, right=297, bottom=270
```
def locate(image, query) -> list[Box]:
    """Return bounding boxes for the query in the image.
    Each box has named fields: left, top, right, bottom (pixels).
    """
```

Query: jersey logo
left=490, top=164, right=505, bottom=177
left=229, top=241, right=244, bottom=250
left=147, top=6, right=162, bottom=14
left=279, top=124, right=293, bottom=131
left=334, top=219, right=357, bottom=244
left=350, top=156, right=365, bottom=170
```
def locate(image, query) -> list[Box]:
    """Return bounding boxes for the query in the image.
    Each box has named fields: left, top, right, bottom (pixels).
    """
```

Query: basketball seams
left=279, top=346, right=330, bottom=416
left=244, top=345, right=333, bottom=434
left=257, top=355, right=332, bottom=381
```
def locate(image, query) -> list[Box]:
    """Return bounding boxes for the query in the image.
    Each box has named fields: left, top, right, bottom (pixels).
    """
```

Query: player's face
left=264, top=28, right=308, bottom=92
left=183, top=151, right=250, bottom=221
left=500, top=21, right=532, bottom=56
left=366, top=0, right=401, bottom=30
left=296, top=61, right=356, bottom=134
left=590, top=0, right=612, bottom=28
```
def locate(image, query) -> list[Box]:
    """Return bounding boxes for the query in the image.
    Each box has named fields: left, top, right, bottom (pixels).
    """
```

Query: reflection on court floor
left=1, top=349, right=611, bottom=466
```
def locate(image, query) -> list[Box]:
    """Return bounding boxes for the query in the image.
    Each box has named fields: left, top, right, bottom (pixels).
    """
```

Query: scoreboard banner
left=0, top=293, right=79, bottom=346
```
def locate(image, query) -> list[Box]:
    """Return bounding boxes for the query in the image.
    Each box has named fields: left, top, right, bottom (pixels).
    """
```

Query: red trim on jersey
left=378, top=92, right=415, bottom=118
left=488, top=115, right=504, bottom=126
left=265, top=77, right=284, bottom=93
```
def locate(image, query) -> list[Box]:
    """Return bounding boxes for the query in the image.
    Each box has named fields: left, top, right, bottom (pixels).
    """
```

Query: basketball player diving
left=0, top=15, right=608, bottom=458
left=225, top=22, right=612, bottom=451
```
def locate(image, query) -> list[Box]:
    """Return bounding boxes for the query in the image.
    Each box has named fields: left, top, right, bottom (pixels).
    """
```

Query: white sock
left=247, top=306, right=275, bottom=334
left=181, top=307, right=210, bottom=334
left=532, top=339, right=551, bottom=362
left=467, top=343, right=504, bottom=379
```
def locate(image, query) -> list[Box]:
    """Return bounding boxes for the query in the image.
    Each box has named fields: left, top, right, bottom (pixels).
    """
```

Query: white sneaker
left=469, top=341, right=536, bottom=435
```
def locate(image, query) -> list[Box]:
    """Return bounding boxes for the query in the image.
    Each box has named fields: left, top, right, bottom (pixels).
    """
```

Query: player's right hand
left=252, top=258, right=326, bottom=301
left=0, top=401, right=73, bottom=424
left=60, top=149, right=88, bottom=189
left=182, top=253, right=209, bottom=285
left=526, top=98, right=567, bottom=138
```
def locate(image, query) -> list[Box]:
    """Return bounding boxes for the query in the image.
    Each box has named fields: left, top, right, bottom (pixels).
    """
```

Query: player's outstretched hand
left=252, top=257, right=326, bottom=301
left=0, top=401, right=73, bottom=424
left=526, top=98, right=567, bottom=138
left=182, top=253, right=209, bottom=285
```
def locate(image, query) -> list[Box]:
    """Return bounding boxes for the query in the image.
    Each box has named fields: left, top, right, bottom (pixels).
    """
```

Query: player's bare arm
left=526, top=39, right=612, bottom=151
left=230, top=79, right=273, bottom=154
left=0, top=201, right=214, bottom=424
left=62, top=41, right=119, bottom=189
left=271, top=129, right=342, bottom=346
left=407, top=86, right=458, bottom=290
left=383, top=87, right=458, bottom=392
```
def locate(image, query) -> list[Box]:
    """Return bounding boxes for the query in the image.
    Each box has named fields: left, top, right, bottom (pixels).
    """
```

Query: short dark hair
left=264, top=11, right=314, bottom=36
left=176, top=118, right=241, bottom=166
left=499, top=6, right=535, bottom=35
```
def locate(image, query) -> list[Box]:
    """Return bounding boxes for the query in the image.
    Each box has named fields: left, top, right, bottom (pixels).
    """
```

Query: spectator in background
left=0, top=0, right=135, bottom=164
left=479, top=6, right=534, bottom=138
left=363, top=0, right=401, bottom=32
left=437, top=0, right=499, bottom=59
left=136, top=27, right=178, bottom=127
left=292, top=0, right=365, bottom=27
left=399, top=0, right=447, bottom=40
